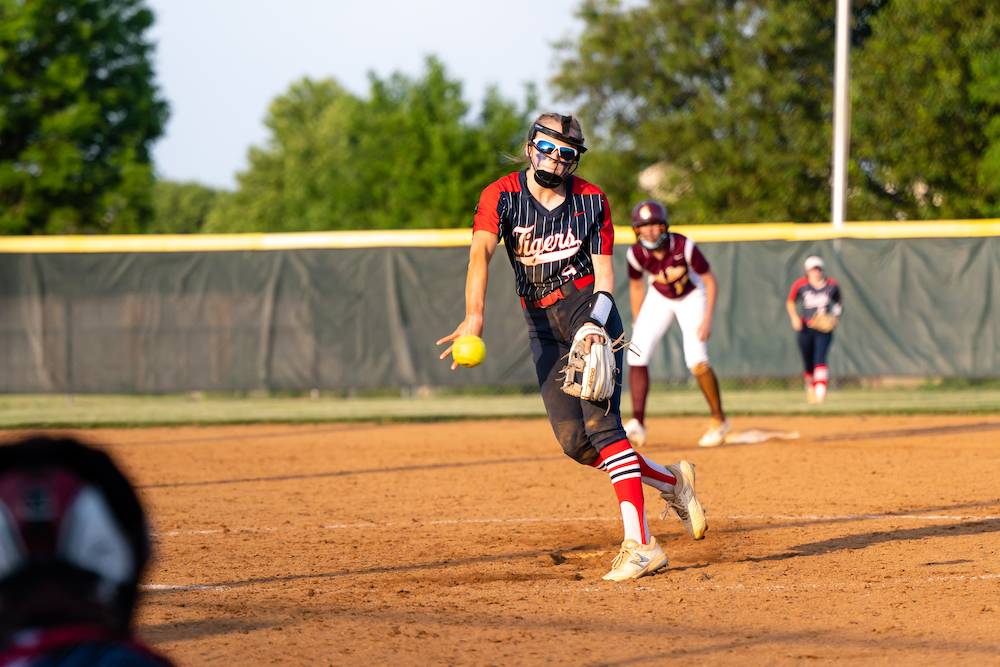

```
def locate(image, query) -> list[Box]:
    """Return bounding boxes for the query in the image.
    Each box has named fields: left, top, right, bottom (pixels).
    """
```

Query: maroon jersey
left=626, top=233, right=710, bottom=299
left=472, top=171, right=614, bottom=301
left=788, top=276, right=842, bottom=328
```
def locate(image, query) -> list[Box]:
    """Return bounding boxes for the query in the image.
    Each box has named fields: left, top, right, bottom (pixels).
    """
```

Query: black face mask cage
left=529, top=115, right=586, bottom=189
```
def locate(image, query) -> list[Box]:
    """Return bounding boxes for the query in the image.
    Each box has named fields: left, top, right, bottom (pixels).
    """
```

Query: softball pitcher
left=437, top=114, right=708, bottom=581
left=623, top=200, right=731, bottom=448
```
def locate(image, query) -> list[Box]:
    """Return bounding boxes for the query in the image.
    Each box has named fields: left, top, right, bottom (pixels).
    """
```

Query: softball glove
left=560, top=323, right=617, bottom=402
left=809, top=312, right=839, bottom=333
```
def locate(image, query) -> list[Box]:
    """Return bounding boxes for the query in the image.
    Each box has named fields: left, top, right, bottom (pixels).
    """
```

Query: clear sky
left=146, top=0, right=585, bottom=189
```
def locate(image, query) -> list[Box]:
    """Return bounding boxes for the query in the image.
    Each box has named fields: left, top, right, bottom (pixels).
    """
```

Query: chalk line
left=150, top=512, right=1000, bottom=538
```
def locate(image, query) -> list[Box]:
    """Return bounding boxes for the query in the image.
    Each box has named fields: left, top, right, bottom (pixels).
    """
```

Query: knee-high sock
left=804, top=371, right=814, bottom=389
left=594, top=452, right=676, bottom=496
left=594, top=440, right=649, bottom=544
left=692, top=363, right=725, bottom=421
left=814, top=365, right=828, bottom=400
left=629, top=365, right=649, bottom=425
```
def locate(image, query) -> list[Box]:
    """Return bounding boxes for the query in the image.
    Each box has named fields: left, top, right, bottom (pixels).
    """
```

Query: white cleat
left=661, top=461, right=708, bottom=540
left=698, top=419, right=732, bottom=447
left=602, top=536, right=669, bottom=581
left=623, top=418, right=647, bottom=447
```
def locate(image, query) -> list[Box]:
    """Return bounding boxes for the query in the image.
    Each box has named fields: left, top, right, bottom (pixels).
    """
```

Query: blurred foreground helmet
left=0, top=436, right=150, bottom=638
left=631, top=200, right=669, bottom=250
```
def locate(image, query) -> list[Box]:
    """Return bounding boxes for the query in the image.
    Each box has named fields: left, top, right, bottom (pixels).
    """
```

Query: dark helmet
left=630, top=200, right=669, bottom=250
left=0, top=436, right=150, bottom=637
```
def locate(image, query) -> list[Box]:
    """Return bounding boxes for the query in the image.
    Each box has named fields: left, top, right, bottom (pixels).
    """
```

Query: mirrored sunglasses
left=532, top=139, right=580, bottom=161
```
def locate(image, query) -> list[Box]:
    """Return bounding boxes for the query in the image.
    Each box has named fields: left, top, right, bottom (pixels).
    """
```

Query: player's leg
left=592, top=448, right=707, bottom=540
left=812, top=331, right=834, bottom=402
left=797, top=328, right=817, bottom=403
left=579, top=300, right=707, bottom=546
left=566, top=296, right=669, bottom=579
left=675, top=290, right=730, bottom=446
left=524, top=302, right=598, bottom=466
left=624, top=288, right=675, bottom=447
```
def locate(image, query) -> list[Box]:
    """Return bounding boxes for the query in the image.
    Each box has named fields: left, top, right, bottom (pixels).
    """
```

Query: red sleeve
left=690, top=244, right=710, bottom=274
left=626, top=245, right=644, bottom=280
left=597, top=193, right=614, bottom=255
left=472, top=181, right=503, bottom=235
left=788, top=276, right=808, bottom=302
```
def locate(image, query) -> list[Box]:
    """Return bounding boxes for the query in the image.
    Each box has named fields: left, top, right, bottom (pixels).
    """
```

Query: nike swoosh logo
left=674, top=255, right=683, bottom=260
left=574, top=211, right=586, bottom=216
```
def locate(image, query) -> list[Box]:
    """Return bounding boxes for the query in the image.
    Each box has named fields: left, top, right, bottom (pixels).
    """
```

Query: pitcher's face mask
left=528, top=116, right=586, bottom=189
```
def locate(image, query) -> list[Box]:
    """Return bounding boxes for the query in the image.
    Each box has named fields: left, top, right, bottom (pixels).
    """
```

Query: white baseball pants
left=627, top=285, right=709, bottom=370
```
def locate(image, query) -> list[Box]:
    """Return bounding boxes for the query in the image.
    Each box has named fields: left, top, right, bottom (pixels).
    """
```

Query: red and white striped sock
left=594, top=453, right=677, bottom=496
left=814, top=365, right=828, bottom=400
left=594, top=440, right=649, bottom=545
left=804, top=371, right=814, bottom=392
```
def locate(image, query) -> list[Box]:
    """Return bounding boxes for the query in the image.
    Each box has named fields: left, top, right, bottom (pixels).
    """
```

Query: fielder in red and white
left=623, top=200, right=731, bottom=448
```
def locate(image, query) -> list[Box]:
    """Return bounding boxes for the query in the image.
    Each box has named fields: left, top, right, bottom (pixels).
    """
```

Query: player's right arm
left=625, top=245, right=646, bottom=322
left=437, top=230, right=498, bottom=369
left=786, top=298, right=802, bottom=331
left=629, top=276, right=645, bottom=322
left=786, top=278, right=806, bottom=331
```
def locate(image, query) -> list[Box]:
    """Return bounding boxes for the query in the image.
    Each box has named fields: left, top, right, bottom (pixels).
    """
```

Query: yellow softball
left=452, top=335, right=486, bottom=368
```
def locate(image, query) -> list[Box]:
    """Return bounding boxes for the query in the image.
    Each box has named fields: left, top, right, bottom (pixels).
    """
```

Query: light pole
left=831, top=0, right=851, bottom=230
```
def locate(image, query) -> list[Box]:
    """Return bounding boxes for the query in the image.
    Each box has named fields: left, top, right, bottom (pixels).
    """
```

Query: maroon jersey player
left=623, top=200, right=730, bottom=447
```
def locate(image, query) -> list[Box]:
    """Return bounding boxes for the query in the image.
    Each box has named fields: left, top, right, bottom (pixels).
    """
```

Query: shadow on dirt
left=741, top=518, right=1000, bottom=563
left=140, top=617, right=280, bottom=642
left=711, top=499, right=1000, bottom=536
left=109, top=423, right=375, bottom=448
left=140, top=548, right=609, bottom=590
left=810, top=421, right=1000, bottom=442
left=138, top=455, right=565, bottom=489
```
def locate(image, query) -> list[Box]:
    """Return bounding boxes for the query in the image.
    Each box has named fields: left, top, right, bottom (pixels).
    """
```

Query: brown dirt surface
left=9, top=414, right=1000, bottom=665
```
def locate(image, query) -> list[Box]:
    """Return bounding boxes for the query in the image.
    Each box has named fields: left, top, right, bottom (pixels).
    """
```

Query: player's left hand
left=697, top=319, right=712, bottom=342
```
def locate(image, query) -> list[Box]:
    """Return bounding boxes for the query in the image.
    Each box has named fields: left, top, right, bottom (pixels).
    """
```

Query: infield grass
left=1, top=387, right=998, bottom=429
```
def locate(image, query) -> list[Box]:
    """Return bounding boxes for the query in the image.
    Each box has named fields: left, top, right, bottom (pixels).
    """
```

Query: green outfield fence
left=1, top=221, right=999, bottom=402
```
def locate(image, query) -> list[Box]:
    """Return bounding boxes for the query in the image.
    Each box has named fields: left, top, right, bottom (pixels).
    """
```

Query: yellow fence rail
left=1, top=220, right=999, bottom=253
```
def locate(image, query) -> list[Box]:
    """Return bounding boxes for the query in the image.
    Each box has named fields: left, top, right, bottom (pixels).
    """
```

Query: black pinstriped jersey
left=472, top=171, right=614, bottom=301
left=789, top=276, right=842, bottom=327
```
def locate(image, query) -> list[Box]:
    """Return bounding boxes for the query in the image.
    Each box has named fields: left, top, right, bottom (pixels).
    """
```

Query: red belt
left=521, top=274, right=595, bottom=309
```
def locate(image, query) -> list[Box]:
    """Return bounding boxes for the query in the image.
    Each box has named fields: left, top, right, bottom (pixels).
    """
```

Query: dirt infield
left=9, top=415, right=1000, bottom=665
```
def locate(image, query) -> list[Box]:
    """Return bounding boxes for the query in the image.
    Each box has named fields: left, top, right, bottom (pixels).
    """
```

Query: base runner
left=437, top=114, right=708, bottom=581
left=623, top=200, right=731, bottom=448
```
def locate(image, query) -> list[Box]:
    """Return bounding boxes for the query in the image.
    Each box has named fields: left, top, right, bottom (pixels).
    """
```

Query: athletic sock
left=596, top=440, right=649, bottom=545
left=629, top=365, right=649, bottom=425
left=814, top=365, right=828, bottom=400
left=693, top=364, right=725, bottom=421
left=804, top=371, right=814, bottom=392
left=593, top=449, right=676, bottom=507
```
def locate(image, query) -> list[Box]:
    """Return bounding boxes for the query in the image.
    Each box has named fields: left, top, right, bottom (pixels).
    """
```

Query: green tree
left=148, top=180, right=218, bottom=234
left=205, top=57, right=534, bottom=233
left=553, top=0, right=886, bottom=224
left=0, top=0, right=167, bottom=235
left=850, top=2, right=1000, bottom=220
